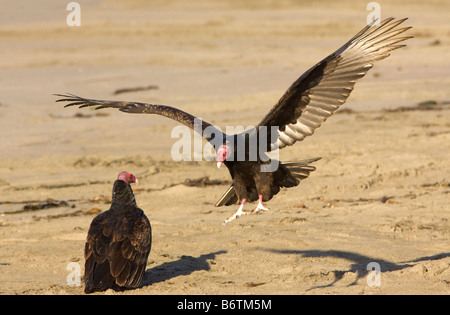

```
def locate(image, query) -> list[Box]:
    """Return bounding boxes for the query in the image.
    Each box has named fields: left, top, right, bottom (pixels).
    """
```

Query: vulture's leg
left=252, top=195, right=270, bottom=214
left=223, top=198, right=247, bottom=225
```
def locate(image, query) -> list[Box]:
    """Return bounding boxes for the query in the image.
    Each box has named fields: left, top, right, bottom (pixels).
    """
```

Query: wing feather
left=57, top=18, right=411, bottom=153
left=256, top=17, right=412, bottom=151
left=56, top=94, right=222, bottom=143
left=84, top=207, right=151, bottom=292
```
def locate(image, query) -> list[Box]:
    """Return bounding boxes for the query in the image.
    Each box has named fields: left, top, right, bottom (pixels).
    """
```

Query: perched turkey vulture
left=57, top=18, right=412, bottom=225
left=84, top=171, right=151, bottom=293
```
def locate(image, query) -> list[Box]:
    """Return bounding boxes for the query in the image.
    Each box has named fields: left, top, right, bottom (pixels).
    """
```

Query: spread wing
left=56, top=94, right=222, bottom=143
left=257, top=17, right=412, bottom=151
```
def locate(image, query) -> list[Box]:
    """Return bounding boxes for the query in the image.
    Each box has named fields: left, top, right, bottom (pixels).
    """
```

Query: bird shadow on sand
left=142, top=250, right=227, bottom=287
left=265, top=249, right=450, bottom=291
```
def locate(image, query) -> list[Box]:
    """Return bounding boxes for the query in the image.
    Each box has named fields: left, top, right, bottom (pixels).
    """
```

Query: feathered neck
left=111, top=180, right=136, bottom=206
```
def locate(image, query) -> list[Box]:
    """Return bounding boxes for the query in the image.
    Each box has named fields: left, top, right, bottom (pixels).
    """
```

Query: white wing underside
left=273, top=18, right=411, bottom=150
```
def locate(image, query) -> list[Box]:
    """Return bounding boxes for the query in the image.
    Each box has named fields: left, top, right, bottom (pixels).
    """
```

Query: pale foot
left=223, top=199, right=247, bottom=226
left=251, top=195, right=270, bottom=214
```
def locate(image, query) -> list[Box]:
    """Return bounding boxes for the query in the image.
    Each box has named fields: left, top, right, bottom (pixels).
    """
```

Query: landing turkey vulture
left=57, top=18, right=412, bottom=225
left=84, top=171, right=151, bottom=293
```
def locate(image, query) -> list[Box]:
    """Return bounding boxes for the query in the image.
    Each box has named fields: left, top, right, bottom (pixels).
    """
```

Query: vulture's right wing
left=56, top=93, right=222, bottom=143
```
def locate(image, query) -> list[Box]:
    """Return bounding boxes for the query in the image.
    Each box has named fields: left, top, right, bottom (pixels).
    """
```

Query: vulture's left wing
left=257, top=17, right=412, bottom=151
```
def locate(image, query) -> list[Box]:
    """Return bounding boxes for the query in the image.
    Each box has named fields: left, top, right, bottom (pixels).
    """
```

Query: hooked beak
left=217, top=161, right=223, bottom=168
left=129, top=173, right=138, bottom=185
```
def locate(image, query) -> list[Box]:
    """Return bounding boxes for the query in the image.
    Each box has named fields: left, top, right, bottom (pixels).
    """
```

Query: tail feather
left=278, top=158, right=320, bottom=187
left=215, top=185, right=238, bottom=207
left=215, top=157, right=321, bottom=207
left=287, top=165, right=318, bottom=183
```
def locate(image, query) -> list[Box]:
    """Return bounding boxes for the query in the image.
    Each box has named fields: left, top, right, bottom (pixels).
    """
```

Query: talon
left=252, top=195, right=270, bottom=214
left=252, top=204, right=270, bottom=214
left=223, top=199, right=247, bottom=226
left=223, top=210, right=247, bottom=225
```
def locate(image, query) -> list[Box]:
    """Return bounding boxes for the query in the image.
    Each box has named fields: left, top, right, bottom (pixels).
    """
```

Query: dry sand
left=0, top=0, right=449, bottom=295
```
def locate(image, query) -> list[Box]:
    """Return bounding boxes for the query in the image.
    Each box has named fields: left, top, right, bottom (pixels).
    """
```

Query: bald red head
left=216, top=145, right=231, bottom=168
left=117, top=171, right=138, bottom=185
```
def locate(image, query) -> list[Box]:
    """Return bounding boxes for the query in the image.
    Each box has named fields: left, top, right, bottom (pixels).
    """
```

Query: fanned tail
left=282, top=157, right=321, bottom=185
left=215, top=157, right=321, bottom=207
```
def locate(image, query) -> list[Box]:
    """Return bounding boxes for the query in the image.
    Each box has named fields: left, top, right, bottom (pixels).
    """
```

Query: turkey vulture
left=84, top=171, right=151, bottom=293
left=57, top=18, right=412, bottom=225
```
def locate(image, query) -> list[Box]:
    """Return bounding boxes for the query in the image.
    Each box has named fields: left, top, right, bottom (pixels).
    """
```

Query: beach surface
left=0, top=0, right=449, bottom=294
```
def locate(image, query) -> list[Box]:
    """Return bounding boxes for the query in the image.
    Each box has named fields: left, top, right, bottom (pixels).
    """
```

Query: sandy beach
left=0, top=0, right=449, bottom=295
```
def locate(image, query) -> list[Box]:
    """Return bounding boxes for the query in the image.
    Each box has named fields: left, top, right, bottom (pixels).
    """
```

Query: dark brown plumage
left=84, top=171, right=151, bottom=293
left=57, top=18, right=412, bottom=224
left=215, top=158, right=320, bottom=207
